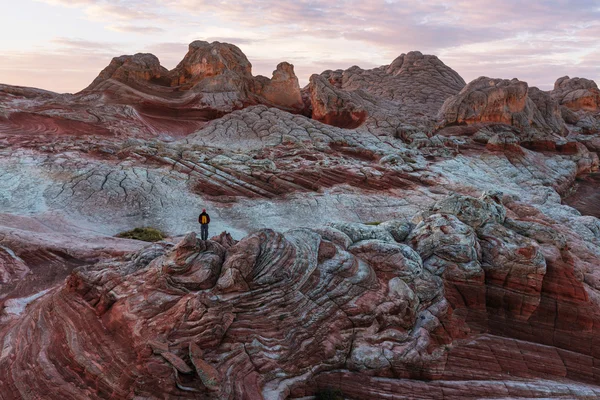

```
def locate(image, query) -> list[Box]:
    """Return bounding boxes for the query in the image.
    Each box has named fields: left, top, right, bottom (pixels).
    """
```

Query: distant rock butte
left=438, top=77, right=566, bottom=136
left=85, top=53, right=170, bottom=90
left=308, top=51, right=466, bottom=129
left=83, top=41, right=305, bottom=115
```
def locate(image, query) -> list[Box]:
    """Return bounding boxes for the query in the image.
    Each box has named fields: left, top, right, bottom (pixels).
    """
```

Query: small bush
left=116, top=227, right=166, bottom=242
left=315, top=388, right=344, bottom=400
left=364, top=221, right=381, bottom=226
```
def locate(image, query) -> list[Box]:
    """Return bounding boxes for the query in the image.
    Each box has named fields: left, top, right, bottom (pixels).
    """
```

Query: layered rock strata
left=0, top=40, right=599, bottom=399
left=2, top=193, right=600, bottom=399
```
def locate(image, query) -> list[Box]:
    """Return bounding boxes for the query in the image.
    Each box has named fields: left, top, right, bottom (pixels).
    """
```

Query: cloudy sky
left=1, top=0, right=599, bottom=93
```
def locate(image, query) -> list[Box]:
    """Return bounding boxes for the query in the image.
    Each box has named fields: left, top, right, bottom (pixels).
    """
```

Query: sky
left=0, top=0, right=598, bottom=93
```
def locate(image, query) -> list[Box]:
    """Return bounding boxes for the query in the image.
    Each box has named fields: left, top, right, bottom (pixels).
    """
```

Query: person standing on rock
left=198, top=209, right=211, bottom=240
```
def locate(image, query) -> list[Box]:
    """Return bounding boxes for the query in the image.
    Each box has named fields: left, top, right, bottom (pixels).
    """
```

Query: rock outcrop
left=83, top=41, right=305, bottom=115
left=527, top=86, right=566, bottom=134
left=438, top=77, right=566, bottom=136
left=255, top=62, right=304, bottom=110
left=169, top=40, right=254, bottom=88
left=551, top=76, right=600, bottom=134
left=306, top=51, right=466, bottom=131
left=85, top=53, right=170, bottom=90
left=552, top=76, right=600, bottom=112
left=308, top=74, right=368, bottom=128
left=2, top=192, right=600, bottom=399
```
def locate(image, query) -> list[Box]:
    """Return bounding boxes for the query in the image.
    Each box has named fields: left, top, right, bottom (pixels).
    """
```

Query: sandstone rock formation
left=84, top=41, right=305, bottom=116
left=0, top=40, right=600, bottom=399
left=85, top=53, right=170, bottom=90
left=255, top=62, right=304, bottom=110
left=0, top=41, right=307, bottom=148
left=551, top=76, right=600, bottom=134
left=308, top=74, right=368, bottom=128
left=306, top=51, right=466, bottom=131
left=2, top=193, right=600, bottom=398
left=552, top=76, right=600, bottom=112
left=438, top=77, right=566, bottom=136
left=169, top=40, right=254, bottom=88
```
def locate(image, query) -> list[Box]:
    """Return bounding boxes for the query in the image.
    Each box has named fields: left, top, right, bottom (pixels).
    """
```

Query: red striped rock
left=0, top=40, right=599, bottom=400
left=189, top=342, right=221, bottom=391
left=161, top=351, right=194, bottom=374
left=0, top=190, right=599, bottom=399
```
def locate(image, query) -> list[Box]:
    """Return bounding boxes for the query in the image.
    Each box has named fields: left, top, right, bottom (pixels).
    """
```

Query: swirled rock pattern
left=2, top=192, right=600, bottom=398
left=1, top=40, right=600, bottom=399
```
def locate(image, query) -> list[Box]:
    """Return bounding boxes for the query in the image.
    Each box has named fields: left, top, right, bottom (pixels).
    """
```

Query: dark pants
left=200, top=224, right=209, bottom=240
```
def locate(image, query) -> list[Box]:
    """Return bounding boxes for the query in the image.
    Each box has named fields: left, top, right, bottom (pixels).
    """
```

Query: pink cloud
left=9, top=0, right=600, bottom=92
left=108, top=25, right=165, bottom=34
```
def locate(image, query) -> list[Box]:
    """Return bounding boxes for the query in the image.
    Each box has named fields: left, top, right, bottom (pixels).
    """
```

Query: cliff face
left=0, top=41, right=600, bottom=399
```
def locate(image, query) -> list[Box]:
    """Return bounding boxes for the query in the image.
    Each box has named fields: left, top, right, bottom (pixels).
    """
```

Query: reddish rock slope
left=2, top=194, right=600, bottom=398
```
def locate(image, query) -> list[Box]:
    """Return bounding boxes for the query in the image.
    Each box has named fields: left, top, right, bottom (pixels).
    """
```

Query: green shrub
left=116, top=227, right=166, bottom=242
left=315, top=387, right=344, bottom=400
left=364, top=221, right=381, bottom=226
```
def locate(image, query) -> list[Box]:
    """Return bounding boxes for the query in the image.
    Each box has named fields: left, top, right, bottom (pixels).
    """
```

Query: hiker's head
left=202, top=208, right=206, bottom=212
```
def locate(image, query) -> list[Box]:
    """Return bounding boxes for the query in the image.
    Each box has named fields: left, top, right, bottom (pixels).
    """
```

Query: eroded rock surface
left=552, top=76, right=600, bottom=112
left=0, top=40, right=600, bottom=399
left=551, top=76, right=600, bottom=134
left=438, top=77, right=566, bottom=136
left=307, top=51, right=466, bottom=131
left=2, top=192, right=600, bottom=399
